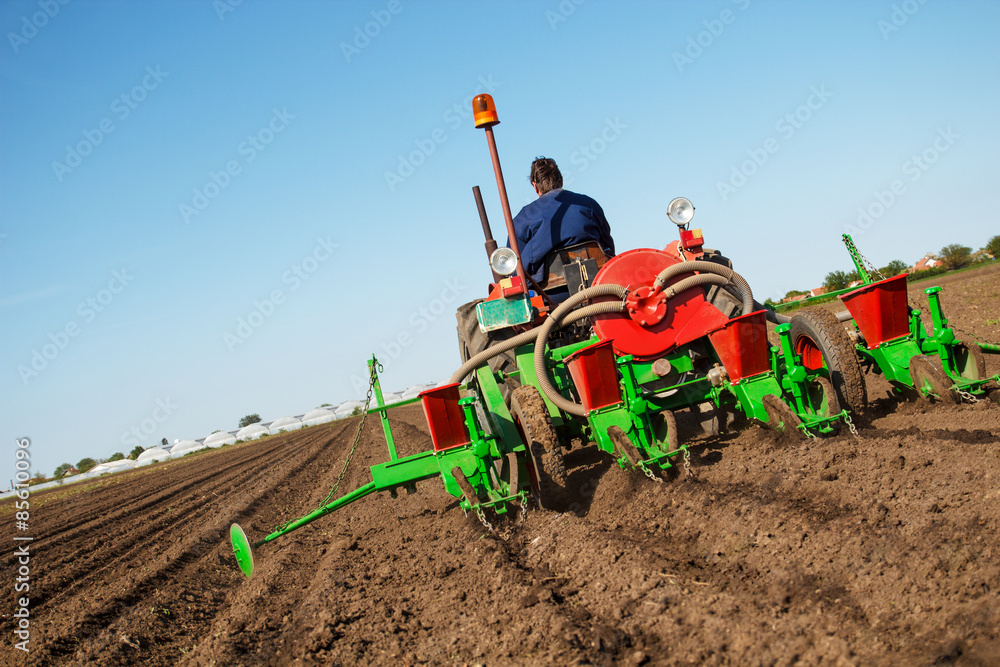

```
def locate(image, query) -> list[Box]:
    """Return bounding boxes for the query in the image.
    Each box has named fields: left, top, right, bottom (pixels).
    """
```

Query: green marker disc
left=230, top=523, right=255, bottom=578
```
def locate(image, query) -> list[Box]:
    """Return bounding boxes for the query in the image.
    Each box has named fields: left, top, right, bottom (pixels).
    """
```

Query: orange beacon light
left=473, top=94, right=499, bottom=128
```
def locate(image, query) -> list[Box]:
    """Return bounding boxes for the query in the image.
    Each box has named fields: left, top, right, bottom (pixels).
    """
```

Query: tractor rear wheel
left=456, top=299, right=520, bottom=402
left=790, top=308, right=868, bottom=415
left=510, top=385, right=569, bottom=511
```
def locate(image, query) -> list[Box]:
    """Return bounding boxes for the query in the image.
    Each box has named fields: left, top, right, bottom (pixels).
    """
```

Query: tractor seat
left=539, top=242, right=611, bottom=294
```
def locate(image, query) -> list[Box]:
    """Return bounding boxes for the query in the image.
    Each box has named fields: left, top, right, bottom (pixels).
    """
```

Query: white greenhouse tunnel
left=170, top=439, right=205, bottom=455
left=334, top=401, right=365, bottom=417
left=301, top=408, right=335, bottom=427
left=236, top=423, right=269, bottom=440
left=204, top=431, right=238, bottom=447
left=136, top=448, right=171, bottom=465
left=0, top=381, right=443, bottom=499
left=268, top=416, right=303, bottom=434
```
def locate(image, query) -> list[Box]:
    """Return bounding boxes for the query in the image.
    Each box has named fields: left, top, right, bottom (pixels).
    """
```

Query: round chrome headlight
left=667, top=197, right=695, bottom=226
left=490, top=247, right=519, bottom=277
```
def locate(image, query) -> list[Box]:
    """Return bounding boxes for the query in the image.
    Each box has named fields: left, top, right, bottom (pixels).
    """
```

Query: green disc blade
left=230, top=523, right=255, bottom=578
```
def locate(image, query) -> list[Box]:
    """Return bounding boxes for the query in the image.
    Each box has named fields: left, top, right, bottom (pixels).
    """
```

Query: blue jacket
left=511, top=189, right=615, bottom=283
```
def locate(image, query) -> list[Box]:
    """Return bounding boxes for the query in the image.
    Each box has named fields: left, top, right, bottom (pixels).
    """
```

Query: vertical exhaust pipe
left=473, top=185, right=503, bottom=283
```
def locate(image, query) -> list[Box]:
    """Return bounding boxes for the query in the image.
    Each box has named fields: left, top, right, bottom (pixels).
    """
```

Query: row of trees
left=824, top=259, right=909, bottom=291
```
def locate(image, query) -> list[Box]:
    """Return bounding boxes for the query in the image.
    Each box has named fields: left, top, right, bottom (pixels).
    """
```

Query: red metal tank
left=590, top=248, right=729, bottom=359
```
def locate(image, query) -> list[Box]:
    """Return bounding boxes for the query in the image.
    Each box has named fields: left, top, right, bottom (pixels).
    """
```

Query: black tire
left=456, top=299, right=520, bottom=402
left=510, top=385, right=569, bottom=511
left=790, top=308, right=868, bottom=414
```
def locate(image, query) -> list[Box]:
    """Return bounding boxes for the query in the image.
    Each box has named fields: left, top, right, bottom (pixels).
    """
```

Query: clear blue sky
left=2, top=0, right=998, bottom=483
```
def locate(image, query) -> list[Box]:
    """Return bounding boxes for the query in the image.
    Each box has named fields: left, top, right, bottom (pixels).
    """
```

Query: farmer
left=510, top=157, right=616, bottom=284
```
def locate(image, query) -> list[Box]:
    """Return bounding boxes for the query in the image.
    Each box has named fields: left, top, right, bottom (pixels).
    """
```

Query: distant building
left=911, top=254, right=940, bottom=272
left=809, top=286, right=829, bottom=297
left=781, top=293, right=808, bottom=304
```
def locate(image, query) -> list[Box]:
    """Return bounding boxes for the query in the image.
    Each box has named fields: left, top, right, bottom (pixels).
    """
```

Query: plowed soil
left=3, top=264, right=999, bottom=666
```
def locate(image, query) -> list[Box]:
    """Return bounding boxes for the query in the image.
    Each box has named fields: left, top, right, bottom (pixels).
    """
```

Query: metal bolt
left=651, top=358, right=673, bottom=378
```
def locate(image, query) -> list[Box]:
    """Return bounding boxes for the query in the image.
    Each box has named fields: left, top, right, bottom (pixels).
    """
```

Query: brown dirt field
left=2, top=265, right=999, bottom=666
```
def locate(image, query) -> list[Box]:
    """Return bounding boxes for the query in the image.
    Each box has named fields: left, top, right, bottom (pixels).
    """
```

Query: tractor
left=229, top=94, right=997, bottom=577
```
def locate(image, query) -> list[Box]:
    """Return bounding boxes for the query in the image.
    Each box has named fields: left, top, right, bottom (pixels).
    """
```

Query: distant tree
left=76, top=457, right=97, bottom=473
left=939, top=244, right=972, bottom=270
left=129, top=445, right=145, bottom=460
left=239, top=413, right=262, bottom=428
left=161, top=437, right=168, bottom=447
left=784, top=289, right=807, bottom=300
left=824, top=270, right=851, bottom=291
left=880, top=260, right=908, bottom=276
left=107, top=452, right=125, bottom=462
left=31, top=471, right=46, bottom=483
left=54, top=462, right=73, bottom=477
left=983, top=235, right=1000, bottom=259
left=764, top=298, right=777, bottom=308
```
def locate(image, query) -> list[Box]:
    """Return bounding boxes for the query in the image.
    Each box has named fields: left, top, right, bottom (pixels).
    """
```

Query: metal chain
left=641, top=464, right=664, bottom=484
left=474, top=507, right=496, bottom=534
left=950, top=321, right=989, bottom=348
left=801, top=425, right=817, bottom=439
left=319, top=361, right=379, bottom=507
left=489, top=500, right=528, bottom=541
left=683, top=448, right=692, bottom=478
left=271, top=366, right=377, bottom=533
left=845, top=236, right=886, bottom=282
left=843, top=412, right=862, bottom=442
left=955, top=388, right=980, bottom=404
